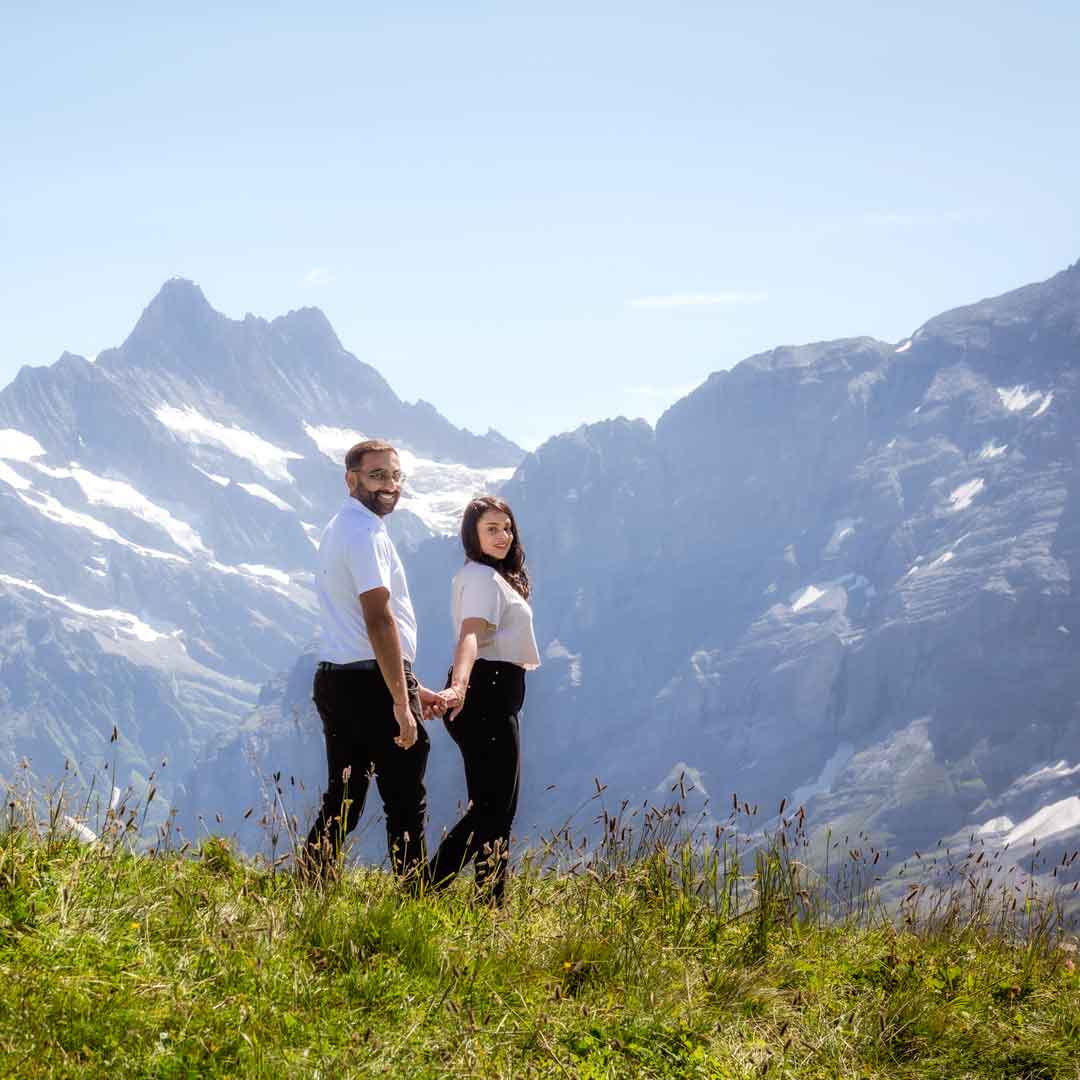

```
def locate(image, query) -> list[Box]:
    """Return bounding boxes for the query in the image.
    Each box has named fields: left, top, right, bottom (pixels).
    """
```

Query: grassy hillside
left=1, top=782, right=1078, bottom=1078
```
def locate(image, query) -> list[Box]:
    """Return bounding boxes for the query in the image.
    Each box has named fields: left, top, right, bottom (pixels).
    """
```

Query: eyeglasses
left=351, top=467, right=407, bottom=486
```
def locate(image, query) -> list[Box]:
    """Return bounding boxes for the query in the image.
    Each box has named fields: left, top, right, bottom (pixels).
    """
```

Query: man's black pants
left=428, top=659, right=525, bottom=901
left=304, top=665, right=429, bottom=877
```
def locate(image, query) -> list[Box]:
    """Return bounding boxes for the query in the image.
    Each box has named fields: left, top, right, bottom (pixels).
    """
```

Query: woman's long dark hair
left=461, top=496, right=531, bottom=600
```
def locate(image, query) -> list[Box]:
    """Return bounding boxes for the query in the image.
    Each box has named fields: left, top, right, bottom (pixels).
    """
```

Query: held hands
left=409, top=684, right=467, bottom=726
left=440, top=682, right=467, bottom=723
left=418, top=685, right=448, bottom=722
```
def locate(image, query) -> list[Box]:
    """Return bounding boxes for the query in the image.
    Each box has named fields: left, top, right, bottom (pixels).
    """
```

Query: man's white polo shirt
left=316, top=497, right=418, bottom=664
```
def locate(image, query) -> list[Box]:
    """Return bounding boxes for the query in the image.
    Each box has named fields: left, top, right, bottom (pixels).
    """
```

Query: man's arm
left=359, top=587, right=417, bottom=749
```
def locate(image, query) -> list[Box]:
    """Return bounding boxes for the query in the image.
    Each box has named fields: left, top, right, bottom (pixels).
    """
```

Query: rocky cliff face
left=476, top=261, right=1080, bottom=873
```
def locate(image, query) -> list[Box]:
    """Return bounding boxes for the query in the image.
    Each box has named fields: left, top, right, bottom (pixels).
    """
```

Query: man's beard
left=354, top=487, right=399, bottom=517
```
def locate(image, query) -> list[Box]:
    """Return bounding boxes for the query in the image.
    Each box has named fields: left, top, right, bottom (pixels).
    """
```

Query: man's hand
left=418, top=685, right=447, bottom=721
left=442, top=683, right=467, bottom=723
left=393, top=700, right=418, bottom=749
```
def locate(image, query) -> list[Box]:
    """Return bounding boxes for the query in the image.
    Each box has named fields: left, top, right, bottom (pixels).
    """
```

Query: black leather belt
left=317, top=659, right=412, bottom=672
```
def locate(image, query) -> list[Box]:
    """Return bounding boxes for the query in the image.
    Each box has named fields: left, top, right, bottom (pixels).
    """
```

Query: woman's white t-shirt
left=452, top=561, right=540, bottom=670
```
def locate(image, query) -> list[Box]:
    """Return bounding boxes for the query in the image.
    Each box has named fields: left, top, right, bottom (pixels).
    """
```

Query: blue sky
left=3, top=2, right=1078, bottom=449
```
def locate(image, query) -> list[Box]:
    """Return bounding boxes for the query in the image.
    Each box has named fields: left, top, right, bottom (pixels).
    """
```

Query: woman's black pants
left=427, top=659, right=525, bottom=902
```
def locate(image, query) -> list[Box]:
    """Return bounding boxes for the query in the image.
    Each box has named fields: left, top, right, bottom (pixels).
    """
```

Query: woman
left=427, top=495, right=540, bottom=904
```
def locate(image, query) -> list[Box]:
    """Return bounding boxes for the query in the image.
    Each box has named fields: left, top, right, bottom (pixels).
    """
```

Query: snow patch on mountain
left=303, top=423, right=364, bottom=464
left=236, top=482, right=293, bottom=511
left=0, top=461, right=32, bottom=490
left=0, top=429, right=46, bottom=461
left=30, top=463, right=208, bottom=554
left=303, top=423, right=515, bottom=535
left=996, top=385, right=1046, bottom=413
left=1013, top=760, right=1080, bottom=789
left=206, top=559, right=315, bottom=608
left=824, top=518, right=859, bottom=556
left=193, top=465, right=230, bottom=486
left=236, top=564, right=291, bottom=586
left=789, top=742, right=854, bottom=807
left=948, top=478, right=985, bottom=511
left=0, top=430, right=44, bottom=490
left=1005, top=797, right=1080, bottom=847
left=0, top=573, right=170, bottom=643
left=15, top=489, right=188, bottom=562
left=977, top=815, right=1014, bottom=836
left=978, top=441, right=1008, bottom=460
left=791, top=585, right=826, bottom=612
left=155, top=405, right=302, bottom=483
left=397, top=453, right=515, bottom=535
left=786, top=573, right=874, bottom=615
left=1032, top=392, right=1054, bottom=418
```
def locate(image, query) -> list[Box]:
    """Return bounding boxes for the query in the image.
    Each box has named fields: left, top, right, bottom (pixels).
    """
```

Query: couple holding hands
left=302, top=439, right=539, bottom=904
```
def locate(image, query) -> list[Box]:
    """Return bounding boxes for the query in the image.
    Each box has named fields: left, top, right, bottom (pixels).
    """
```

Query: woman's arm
left=444, top=616, right=489, bottom=721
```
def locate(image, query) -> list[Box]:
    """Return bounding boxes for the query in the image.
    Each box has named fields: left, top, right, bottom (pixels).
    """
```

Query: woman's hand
left=418, top=685, right=448, bottom=721
left=441, top=682, right=468, bottom=722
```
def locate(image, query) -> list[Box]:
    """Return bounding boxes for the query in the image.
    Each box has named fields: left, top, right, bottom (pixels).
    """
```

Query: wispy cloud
left=629, top=290, right=767, bottom=309
left=300, top=266, right=333, bottom=288
left=857, top=207, right=990, bottom=229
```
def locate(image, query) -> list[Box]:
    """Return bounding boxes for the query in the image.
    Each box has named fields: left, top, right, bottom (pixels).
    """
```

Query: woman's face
left=476, top=510, right=513, bottom=561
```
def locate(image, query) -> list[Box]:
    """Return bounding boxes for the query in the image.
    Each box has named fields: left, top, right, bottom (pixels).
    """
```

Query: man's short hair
left=344, top=439, right=397, bottom=471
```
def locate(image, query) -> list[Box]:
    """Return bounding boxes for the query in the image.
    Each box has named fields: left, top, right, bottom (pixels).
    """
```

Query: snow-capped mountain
left=4, top=262, right=1080, bottom=895
left=0, top=280, right=521, bottom=828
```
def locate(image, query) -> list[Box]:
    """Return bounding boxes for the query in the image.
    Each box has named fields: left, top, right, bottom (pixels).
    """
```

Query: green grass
left=1, top=790, right=1078, bottom=1078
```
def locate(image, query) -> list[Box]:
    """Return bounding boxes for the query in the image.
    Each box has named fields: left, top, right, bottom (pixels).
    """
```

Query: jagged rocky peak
left=115, top=277, right=228, bottom=370
left=481, top=427, right=525, bottom=458
left=138, top=277, right=217, bottom=328
left=6, top=350, right=93, bottom=395
left=102, top=280, right=389, bottom=426
left=270, top=305, right=341, bottom=349
left=514, top=418, right=655, bottom=498
left=54, top=351, right=93, bottom=371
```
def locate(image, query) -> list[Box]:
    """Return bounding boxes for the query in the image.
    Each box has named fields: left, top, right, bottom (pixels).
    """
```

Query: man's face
left=347, top=450, right=403, bottom=517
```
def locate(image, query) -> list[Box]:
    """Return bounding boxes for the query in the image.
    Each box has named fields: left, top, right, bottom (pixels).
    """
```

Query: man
left=303, top=438, right=443, bottom=881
